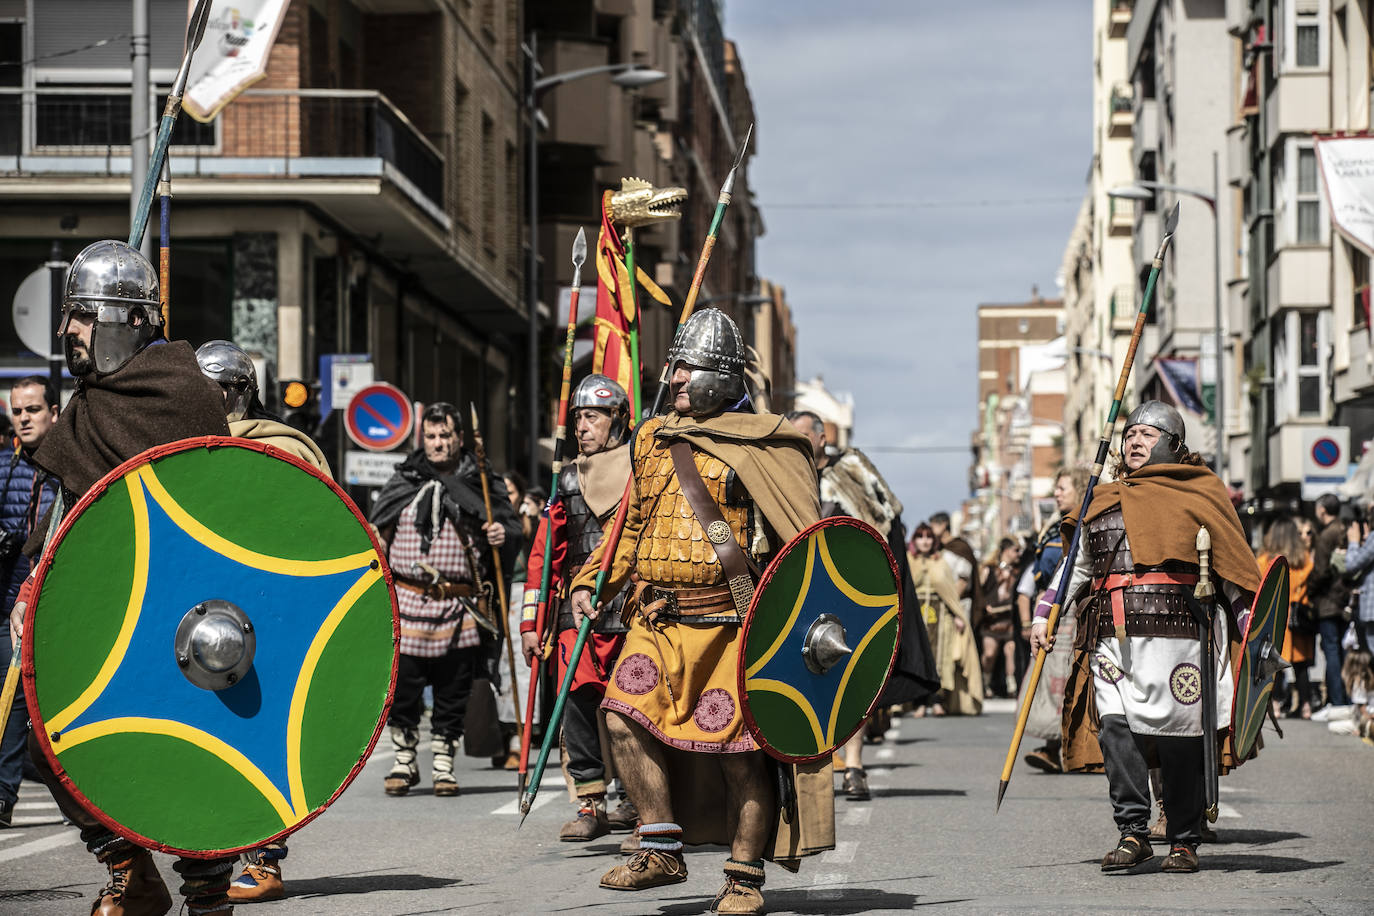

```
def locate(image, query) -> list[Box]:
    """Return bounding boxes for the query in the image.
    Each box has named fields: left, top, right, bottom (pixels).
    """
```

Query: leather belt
left=1092, top=571, right=1197, bottom=640
left=394, top=576, right=474, bottom=601
left=643, top=584, right=738, bottom=621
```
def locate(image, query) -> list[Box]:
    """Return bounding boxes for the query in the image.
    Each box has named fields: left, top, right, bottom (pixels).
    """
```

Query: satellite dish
left=11, top=266, right=61, bottom=360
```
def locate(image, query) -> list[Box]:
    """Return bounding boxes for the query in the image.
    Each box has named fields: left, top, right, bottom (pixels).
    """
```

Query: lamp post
left=1108, top=153, right=1225, bottom=483
left=522, top=34, right=666, bottom=483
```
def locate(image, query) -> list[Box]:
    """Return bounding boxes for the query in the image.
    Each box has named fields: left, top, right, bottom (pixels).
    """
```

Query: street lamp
left=522, top=34, right=667, bottom=483
left=1108, top=150, right=1225, bottom=483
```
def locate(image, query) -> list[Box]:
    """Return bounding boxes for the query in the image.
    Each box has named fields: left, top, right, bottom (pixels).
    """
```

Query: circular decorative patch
left=614, top=653, right=659, bottom=696
left=706, top=520, right=732, bottom=545
left=1094, top=655, right=1124, bottom=684
left=693, top=688, right=736, bottom=733
left=1170, top=663, right=1202, bottom=705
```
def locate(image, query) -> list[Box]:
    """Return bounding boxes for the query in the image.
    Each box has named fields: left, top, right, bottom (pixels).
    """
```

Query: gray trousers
left=564, top=686, right=606, bottom=791
left=1098, top=714, right=1203, bottom=846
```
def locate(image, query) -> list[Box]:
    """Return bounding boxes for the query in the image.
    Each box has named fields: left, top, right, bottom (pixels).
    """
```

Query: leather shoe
left=711, top=878, right=765, bottom=914
left=1100, top=835, right=1153, bottom=872
left=606, top=798, right=638, bottom=832
left=1161, top=843, right=1200, bottom=873
left=1023, top=747, right=1062, bottom=773
left=842, top=767, right=870, bottom=801
left=620, top=826, right=642, bottom=855
left=92, top=848, right=172, bottom=916
left=600, top=850, right=687, bottom=890
left=227, top=856, right=283, bottom=903
left=559, top=806, right=611, bottom=842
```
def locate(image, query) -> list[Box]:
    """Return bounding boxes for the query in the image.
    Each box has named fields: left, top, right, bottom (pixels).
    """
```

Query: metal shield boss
left=739, top=517, right=902, bottom=762
left=1231, top=556, right=1291, bottom=760
left=23, top=438, right=398, bottom=857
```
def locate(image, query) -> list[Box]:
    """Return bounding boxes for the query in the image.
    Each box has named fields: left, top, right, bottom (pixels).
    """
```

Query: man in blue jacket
left=0, top=376, right=59, bottom=827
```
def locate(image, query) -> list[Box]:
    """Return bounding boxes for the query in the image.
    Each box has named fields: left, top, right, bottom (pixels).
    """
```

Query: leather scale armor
left=631, top=422, right=753, bottom=590
left=1087, top=506, right=1199, bottom=639
left=556, top=465, right=626, bottom=633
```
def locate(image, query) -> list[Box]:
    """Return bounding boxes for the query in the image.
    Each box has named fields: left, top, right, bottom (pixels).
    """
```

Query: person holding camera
left=0, top=377, right=59, bottom=828
left=1341, top=511, right=1374, bottom=658
left=1310, top=494, right=1352, bottom=713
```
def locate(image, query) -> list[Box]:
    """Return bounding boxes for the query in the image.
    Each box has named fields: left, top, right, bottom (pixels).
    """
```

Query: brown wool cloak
left=654, top=410, right=821, bottom=543
left=572, top=442, right=631, bottom=519
left=33, top=342, right=229, bottom=499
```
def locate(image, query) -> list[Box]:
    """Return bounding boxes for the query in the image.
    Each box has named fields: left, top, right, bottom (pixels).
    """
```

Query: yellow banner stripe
left=47, top=475, right=151, bottom=734
left=55, top=716, right=296, bottom=829
left=286, top=566, right=383, bottom=815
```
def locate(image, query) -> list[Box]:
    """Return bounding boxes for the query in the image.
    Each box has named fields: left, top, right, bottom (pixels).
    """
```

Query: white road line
left=821, top=840, right=858, bottom=864
left=490, top=793, right=554, bottom=816
left=866, top=767, right=891, bottom=778
left=1219, top=785, right=1238, bottom=794
left=1218, top=802, right=1241, bottom=819
left=0, top=832, right=26, bottom=844
left=841, top=806, right=871, bottom=826
left=11, top=815, right=65, bottom=826
left=883, top=727, right=900, bottom=740
left=875, top=747, right=895, bottom=761
left=16, top=800, right=59, bottom=810
left=807, top=872, right=847, bottom=900
left=0, top=831, right=80, bottom=864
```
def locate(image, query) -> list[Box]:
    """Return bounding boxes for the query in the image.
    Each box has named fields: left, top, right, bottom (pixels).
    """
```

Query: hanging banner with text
left=183, top=0, right=290, bottom=122
left=1314, top=135, right=1374, bottom=256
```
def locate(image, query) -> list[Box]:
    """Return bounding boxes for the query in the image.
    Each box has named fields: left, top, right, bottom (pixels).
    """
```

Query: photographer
left=0, top=377, right=59, bottom=827
left=1310, top=494, right=1352, bottom=713
left=1342, top=510, right=1374, bottom=657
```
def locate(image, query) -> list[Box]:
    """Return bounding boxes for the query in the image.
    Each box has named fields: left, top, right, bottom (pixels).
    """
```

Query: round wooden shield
left=739, top=517, right=902, bottom=763
left=23, top=437, right=398, bottom=858
left=1231, top=555, right=1290, bottom=760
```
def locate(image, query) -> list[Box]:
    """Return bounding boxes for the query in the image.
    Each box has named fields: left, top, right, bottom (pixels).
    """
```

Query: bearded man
left=569, top=309, right=832, bottom=915
left=520, top=374, right=635, bottom=841
left=1031, top=401, right=1259, bottom=874
left=10, top=240, right=233, bottom=915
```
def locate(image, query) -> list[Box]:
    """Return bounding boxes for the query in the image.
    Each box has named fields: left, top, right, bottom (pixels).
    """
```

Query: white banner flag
left=183, top=0, right=289, bottom=123
left=1315, top=135, right=1374, bottom=256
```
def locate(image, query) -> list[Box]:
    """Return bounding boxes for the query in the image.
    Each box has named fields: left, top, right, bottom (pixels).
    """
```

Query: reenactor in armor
left=570, top=309, right=831, bottom=915
left=519, top=374, right=636, bottom=842
left=1031, top=401, right=1259, bottom=875
left=10, top=240, right=234, bottom=915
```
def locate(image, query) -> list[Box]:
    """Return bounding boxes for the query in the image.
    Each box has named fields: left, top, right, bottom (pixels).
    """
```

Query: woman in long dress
left=908, top=522, right=984, bottom=715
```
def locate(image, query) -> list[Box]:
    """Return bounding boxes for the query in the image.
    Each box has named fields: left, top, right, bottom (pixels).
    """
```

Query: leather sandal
left=1161, top=843, right=1199, bottom=873
left=1100, top=835, right=1154, bottom=872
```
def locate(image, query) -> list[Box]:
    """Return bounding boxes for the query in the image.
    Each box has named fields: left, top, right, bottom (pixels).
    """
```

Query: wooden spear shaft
left=470, top=403, right=521, bottom=740
left=995, top=202, right=1181, bottom=813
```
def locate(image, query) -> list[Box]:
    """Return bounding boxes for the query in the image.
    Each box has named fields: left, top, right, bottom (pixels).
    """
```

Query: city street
left=2, top=699, right=1371, bottom=915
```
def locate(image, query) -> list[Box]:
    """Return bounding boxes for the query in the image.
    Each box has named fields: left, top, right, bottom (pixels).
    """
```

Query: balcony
left=1110, top=0, right=1133, bottom=37
left=1132, top=97, right=1157, bottom=165
left=1110, top=283, right=1137, bottom=331
left=0, top=86, right=449, bottom=230
left=1109, top=82, right=1134, bottom=137
left=1109, top=195, right=1134, bottom=235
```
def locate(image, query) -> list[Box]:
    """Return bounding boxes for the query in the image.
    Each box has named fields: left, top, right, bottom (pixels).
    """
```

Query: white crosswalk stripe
left=0, top=831, right=80, bottom=865
left=806, top=872, right=847, bottom=900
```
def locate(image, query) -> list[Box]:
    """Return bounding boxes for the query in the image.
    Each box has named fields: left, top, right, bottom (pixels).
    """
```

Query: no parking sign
left=346, top=383, right=414, bottom=452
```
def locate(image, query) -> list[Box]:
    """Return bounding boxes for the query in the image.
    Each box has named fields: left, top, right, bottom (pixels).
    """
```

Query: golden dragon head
left=607, top=177, right=687, bottom=229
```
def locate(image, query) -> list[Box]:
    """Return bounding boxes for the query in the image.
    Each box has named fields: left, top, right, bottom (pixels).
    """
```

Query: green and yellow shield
left=23, top=437, right=397, bottom=857
left=1231, top=555, right=1290, bottom=760
left=739, top=517, right=901, bottom=763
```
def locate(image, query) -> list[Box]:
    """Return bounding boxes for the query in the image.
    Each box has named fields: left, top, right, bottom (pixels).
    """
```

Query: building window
left=1287, top=0, right=1326, bottom=70
left=1354, top=243, right=1371, bottom=329
left=1296, top=146, right=1321, bottom=242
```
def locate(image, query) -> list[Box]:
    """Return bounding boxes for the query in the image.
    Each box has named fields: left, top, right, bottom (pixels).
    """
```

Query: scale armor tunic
left=556, top=465, right=627, bottom=634
left=1082, top=506, right=1234, bottom=737
left=581, top=416, right=760, bottom=753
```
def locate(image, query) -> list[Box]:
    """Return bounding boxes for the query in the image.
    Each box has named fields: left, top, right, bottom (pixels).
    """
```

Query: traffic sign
left=344, top=450, right=407, bottom=487
left=1300, top=427, right=1348, bottom=500
left=1311, top=437, right=1341, bottom=469
left=11, top=265, right=61, bottom=360
left=345, top=382, right=413, bottom=452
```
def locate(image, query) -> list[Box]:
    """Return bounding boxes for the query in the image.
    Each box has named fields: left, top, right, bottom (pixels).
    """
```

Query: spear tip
left=572, top=227, right=587, bottom=267
left=733, top=123, right=754, bottom=170
left=996, top=780, right=1009, bottom=813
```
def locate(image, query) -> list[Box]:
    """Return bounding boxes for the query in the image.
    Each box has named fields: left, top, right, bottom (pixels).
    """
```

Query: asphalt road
left=3, top=699, right=1372, bottom=915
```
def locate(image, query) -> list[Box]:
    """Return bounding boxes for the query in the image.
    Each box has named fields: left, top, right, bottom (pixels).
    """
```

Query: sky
left=725, top=1, right=1091, bottom=526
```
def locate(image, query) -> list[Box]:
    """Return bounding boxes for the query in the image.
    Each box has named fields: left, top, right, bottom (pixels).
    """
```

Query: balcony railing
left=0, top=87, right=446, bottom=226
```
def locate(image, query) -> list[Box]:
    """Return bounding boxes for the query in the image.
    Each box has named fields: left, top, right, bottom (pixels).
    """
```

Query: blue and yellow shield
left=739, top=517, right=902, bottom=763
left=23, top=437, right=397, bottom=858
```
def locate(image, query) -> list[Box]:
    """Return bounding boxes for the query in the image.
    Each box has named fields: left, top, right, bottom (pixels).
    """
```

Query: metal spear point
left=572, top=226, right=587, bottom=277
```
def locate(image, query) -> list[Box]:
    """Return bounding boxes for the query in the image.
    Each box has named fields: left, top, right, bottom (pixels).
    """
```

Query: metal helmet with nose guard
left=667, top=308, right=746, bottom=416
left=1123, top=399, right=1187, bottom=467
left=60, top=239, right=164, bottom=376
left=569, top=374, right=629, bottom=448
left=195, top=339, right=258, bottom=422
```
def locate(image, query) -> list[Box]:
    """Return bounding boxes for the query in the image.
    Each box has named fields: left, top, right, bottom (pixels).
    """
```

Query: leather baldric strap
left=667, top=440, right=756, bottom=616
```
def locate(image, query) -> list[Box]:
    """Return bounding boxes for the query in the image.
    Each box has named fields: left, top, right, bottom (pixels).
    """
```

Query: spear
left=158, top=159, right=172, bottom=337
left=517, top=228, right=587, bottom=795
left=129, top=0, right=212, bottom=249
left=622, top=227, right=644, bottom=419
left=518, top=126, right=753, bottom=827
left=996, top=202, right=1180, bottom=813
left=470, top=403, right=522, bottom=742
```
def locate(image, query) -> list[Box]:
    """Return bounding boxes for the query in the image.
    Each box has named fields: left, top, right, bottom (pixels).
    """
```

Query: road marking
left=876, top=747, right=895, bottom=761
left=883, top=727, right=900, bottom=740
left=1218, top=802, right=1241, bottom=819
left=841, top=807, right=871, bottom=826
left=1219, top=785, right=1238, bottom=794
left=821, top=840, right=857, bottom=864
left=490, top=793, right=554, bottom=816
left=14, top=799, right=58, bottom=810
left=807, top=872, right=847, bottom=900
left=866, top=767, right=891, bottom=778
left=0, top=831, right=80, bottom=864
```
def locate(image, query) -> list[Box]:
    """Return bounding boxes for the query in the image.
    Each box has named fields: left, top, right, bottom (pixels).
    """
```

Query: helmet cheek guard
left=62, top=240, right=163, bottom=376
left=668, top=308, right=746, bottom=418
left=1124, top=399, right=1189, bottom=468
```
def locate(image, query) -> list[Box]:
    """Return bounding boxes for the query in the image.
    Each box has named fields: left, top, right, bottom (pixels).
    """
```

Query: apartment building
left=0, top=0, right=525, bottom=468
left=1063, top=0, right=1140, bottom=466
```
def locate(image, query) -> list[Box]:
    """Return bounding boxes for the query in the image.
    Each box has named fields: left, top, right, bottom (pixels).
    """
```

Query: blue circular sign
left=1311, top=437, right=1341, bottom=469
left=345, top=383, right=413, bottom=452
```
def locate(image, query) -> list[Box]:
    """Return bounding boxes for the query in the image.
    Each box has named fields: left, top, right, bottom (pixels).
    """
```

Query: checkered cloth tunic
left=391, top=496, right=481, bottom=657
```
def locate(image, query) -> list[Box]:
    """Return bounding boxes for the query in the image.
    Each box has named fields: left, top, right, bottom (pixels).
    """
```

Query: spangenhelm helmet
left=570, top=373, right=630, bottom=447
left=667, top=307, right=746, bottom=416
left=1123, top=399, right=1187, bottom=466
left=195, top=340, right=258, bottom=422
left=60, top=240, right=163, bottom=376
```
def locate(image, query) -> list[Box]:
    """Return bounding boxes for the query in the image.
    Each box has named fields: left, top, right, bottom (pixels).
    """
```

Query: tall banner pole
left=518, top=126, right=753, bottom=825
left=158, top=159, right=172, bottom=337
left=623, top=226, right=643, bottom=419
left=517, top=229, right=587, bottom=795
left=996, top=203, right=1181, bottom=812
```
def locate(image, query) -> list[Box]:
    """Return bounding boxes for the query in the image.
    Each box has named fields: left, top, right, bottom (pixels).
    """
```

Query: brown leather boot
left=1161, top=843, right=1200, bottom=873
left=226, top=851, right=284, bottom=903
left=559, top=796, right=611, bottom=842
left=599, top=850, right=688, bottom=890
left=1148, top=800, right=1167, bottom=841
left=1100, top=835, right=1153, bottom=872
left=711, top=859, right=766, bottom=914
left=92, top=849, right=173, bottom=916
left=619, top=825, right=642, bottom=855
left=606, top=797, right=639, bottom=832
